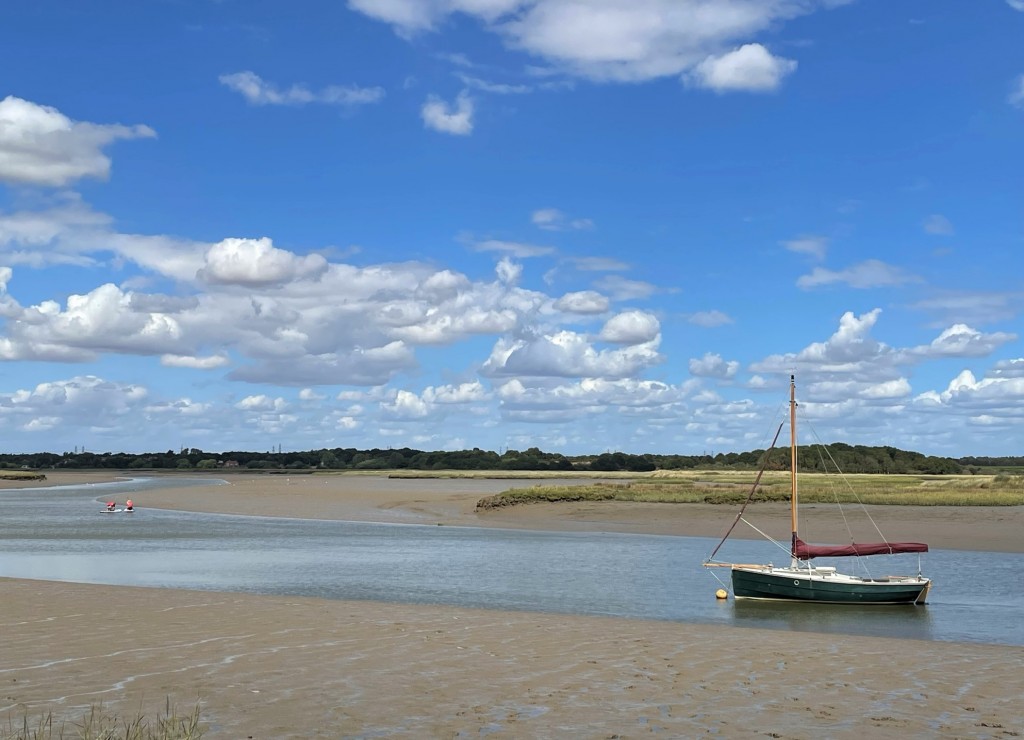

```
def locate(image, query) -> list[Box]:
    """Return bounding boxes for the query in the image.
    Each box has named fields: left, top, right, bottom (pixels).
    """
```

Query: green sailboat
left=705, top=376, right=931, bottom=605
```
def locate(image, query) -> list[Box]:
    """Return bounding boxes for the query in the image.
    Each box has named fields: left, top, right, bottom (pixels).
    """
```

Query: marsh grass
left=476, top=473, right=1024, bottom=509
left=386, top=470, right=640, bottom=480
left=1, top=699, right=203, bottom=740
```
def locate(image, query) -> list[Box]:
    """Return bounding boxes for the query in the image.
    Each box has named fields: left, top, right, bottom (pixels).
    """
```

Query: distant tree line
left=0, top=444, right=1015, bottom=474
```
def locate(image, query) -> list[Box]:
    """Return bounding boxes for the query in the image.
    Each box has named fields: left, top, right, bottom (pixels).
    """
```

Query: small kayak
left=103, top=508, right=134, bottom=513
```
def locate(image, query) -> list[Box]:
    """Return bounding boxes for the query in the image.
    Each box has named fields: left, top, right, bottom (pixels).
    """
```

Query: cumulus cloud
left=0, top=95, right=155, bottom=186
left=599, top=310, right=660, bottom=344
left=915, top=369, right=1024, bottom=415
left=751, top=309, right=894, bottom=379
left=797, top=259, right=921, bottom=289
left=199, top=237, right=328, bottom=287
left=2, top=375, right=148, bottom=433
left=421, top=91, right=474, bottom=134
left=160, top=353, right=230, bottom=369
left=219, top=71, right=385, bottom=107
left=554, top=290, right=609, bottom=315
left=348, top=0, right=834, bottom=86
left=689, top=352, right=739, bottom=379
left=690, top=44, right=797, bottom=92
left=482, top=329, right=662, bottom=379
left=0, top=283, right=185, bottom=360
left=901, top=324, right=1017, bottom=360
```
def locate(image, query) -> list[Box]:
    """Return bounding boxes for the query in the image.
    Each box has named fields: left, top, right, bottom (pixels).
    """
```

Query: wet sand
left=3, top=472, right=1023, bottom=737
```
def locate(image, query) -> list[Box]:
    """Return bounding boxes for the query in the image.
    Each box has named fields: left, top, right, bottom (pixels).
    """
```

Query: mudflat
left=3, top=472, right=1023, bottom=738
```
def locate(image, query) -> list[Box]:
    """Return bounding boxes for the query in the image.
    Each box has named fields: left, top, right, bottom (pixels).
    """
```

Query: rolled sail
left=793, top=537, right=929, bottom=559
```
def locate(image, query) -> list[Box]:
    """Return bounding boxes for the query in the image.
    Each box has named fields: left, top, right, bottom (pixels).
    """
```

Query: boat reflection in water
left=729, top=598, right=935, bottom=641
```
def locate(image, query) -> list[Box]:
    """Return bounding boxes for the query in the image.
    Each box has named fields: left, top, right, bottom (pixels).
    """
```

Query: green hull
left=732, top=567, right=929, bottom=604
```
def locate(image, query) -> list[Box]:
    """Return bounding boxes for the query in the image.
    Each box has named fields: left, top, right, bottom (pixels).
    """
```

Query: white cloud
left=531, top=207, right=594, bottom=231
left=457, top=73, right=531, bottom=94
left=349, top=0, right=834, bottom=86
left=348, top=0, right=522, bottom=35
left=690, top=44, right=797, bottom=92
left=554, top=290, right=609, bottom=315
left=421, top=91, right=474, bottom=135
left=483, top=329, right=662, bottom=379
left=991, top=358, right=1024, bottom=378
left=686, top=310, right=733, bottom=328
left=1009, top=74, right=1024, bottom=108
left=473, top=239, right=555, bottom=257
left=599, top=310, right=660, bottom=344
left=2, top=375, right=148, bottom=433
left=495, top=256, right=522, bottom=285
left=915, top=369, right=1024, bottom=414
left=0, top=96, right=155, bottom=187
left=1008, top=1, right=1024, bottom=11
left=751, top=309, right=894, bottom=379
left=797, top=259, right=921, bottom=289
left=199, top=237, right=329, bottom=287
left=381, top=389, right=432, bottom=419
left=160, top=353, right=230, bottom=369
left=594, top=275, right=657, bottom=300
left=0, top=283, right=185, bottom=360
left=568, top=256, right=627, bottom=271
left=219, top=71, right=385, bottom=107
left=902, top=324, right=1017, bottom=360
left=424, top=381, right=489, bottom=403
left=781, top=234, right=828, bottom=260
left=910, top=290, right=1024, bottom=327
left=235, top=394, right=289, bottom=412
left=859, top=378, right=912, bottom=400
left=922, top=214, right=953, bottom=235
left=689, top=352, right=739, bottom=379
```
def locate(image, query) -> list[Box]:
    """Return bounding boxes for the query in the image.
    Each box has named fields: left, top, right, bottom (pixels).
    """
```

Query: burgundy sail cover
left=793, top=537, right=928, bottom=559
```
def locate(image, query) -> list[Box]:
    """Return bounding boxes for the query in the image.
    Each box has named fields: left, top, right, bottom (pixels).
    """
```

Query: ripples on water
left=0, top=476, right=1021, bottom=646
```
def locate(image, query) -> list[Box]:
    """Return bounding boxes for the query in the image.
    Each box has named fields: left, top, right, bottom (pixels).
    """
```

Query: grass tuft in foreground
left=1, top=699, right=203, bottom=740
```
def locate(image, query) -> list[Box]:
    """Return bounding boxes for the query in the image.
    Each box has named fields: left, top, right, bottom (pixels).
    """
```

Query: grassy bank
left=476, top=472, right=1024, bottom=509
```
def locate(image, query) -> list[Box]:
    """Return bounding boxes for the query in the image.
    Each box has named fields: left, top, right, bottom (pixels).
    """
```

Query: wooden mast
left=790, top=374, right=798, bottom=559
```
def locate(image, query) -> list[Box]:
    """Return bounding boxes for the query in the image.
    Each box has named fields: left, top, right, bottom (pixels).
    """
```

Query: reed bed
left=476, top=474, right=1024, bottom=509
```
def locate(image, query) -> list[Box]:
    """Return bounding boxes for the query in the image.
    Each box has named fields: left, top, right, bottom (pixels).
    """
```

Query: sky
left=0, top=0, right=1022, bottom=458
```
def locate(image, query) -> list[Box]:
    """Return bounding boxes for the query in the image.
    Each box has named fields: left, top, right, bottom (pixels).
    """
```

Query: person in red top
left=106, top=501, right=116, bottom=511
left=125, top=499, right=134, bottom=511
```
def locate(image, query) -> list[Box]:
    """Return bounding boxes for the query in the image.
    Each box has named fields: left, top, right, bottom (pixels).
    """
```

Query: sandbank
left=48, top=470, right=1024, bottom=554
left=3, top=577, right=1022, bottom=739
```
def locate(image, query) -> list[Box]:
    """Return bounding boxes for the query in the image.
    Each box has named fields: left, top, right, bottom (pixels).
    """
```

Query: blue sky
left=0, top=0, right=1022, bottom=457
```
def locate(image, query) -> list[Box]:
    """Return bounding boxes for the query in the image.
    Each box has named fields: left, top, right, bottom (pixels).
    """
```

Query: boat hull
left=731, top=566, right=929, bottom=605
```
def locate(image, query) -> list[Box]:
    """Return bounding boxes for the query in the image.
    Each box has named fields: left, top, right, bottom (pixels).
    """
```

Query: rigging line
left=805, top=418, right=890, bottom=545
left=810, top=441, right=856, bottom=543
left=705, top=420, right=784, bottom=563
left=739, top=517, right=792, bottom=558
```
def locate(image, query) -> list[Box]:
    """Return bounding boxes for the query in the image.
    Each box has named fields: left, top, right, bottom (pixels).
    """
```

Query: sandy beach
left=2, top=471, right=1023, bottom=738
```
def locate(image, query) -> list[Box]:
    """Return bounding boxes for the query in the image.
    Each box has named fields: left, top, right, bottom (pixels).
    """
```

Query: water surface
left=1, top=477, right=1020, bottom=646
